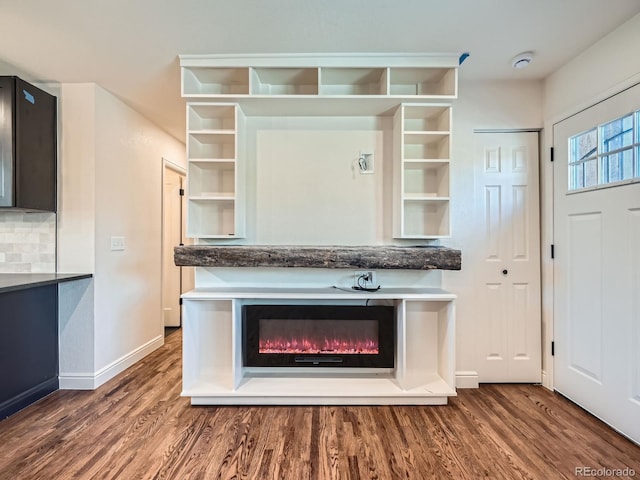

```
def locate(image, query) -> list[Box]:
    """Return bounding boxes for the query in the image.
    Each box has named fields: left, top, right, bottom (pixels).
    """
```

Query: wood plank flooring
left=0, top=329, right=638, bottom=479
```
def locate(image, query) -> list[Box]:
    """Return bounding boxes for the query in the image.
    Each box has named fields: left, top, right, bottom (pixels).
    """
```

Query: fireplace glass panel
left=259, top=318, right=379, bottom=354
left=243, top=305, right=395, bottom=368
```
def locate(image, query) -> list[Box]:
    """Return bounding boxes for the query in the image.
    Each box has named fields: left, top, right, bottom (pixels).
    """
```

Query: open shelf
left=389, top=68, right=456, bottom=97
left=403, top=160, right=450, bottom=197
left=250, top=67, right=319, bottom=95
left=188, top=132, right=236, bottom=160
left=187, top=199, right=237, bottom=238
left=403, top=132, right=450, bottom=160
left=403, top=104, right=451, bottom=132
left=402, top=199, right=450, bottom=238
left=188, top=160, right=236, bottom=197
left=183, top=67, right=250, bottom=96
left=188, top=104, right=236, bottom=131
left=319, top=67, right=388, bottom=96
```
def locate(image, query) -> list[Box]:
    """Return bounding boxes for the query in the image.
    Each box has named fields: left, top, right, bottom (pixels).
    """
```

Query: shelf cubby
left=389, top=67, right=457, bottom=97
left=188, top=199, right=237, bottom=238
left=182, top=67, right=250, bottom=96
left=403, top=133, right=450, bottom=160
left=403, top=160, right=450, bottom=198
left=319, top=67, right=388, bottom=95
left=250, top=67, right=319, bottom=95
left=402, top=199, right=450, bottom=238
left=188, top=132, right=236, bottom=160
left=188, top=160, right=236, bottom=198
left=403, top=105, right=451, bottom=132
left=188, top=104, right=236, bottom=131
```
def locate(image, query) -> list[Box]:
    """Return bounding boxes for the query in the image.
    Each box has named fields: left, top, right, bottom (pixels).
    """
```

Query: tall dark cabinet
left=0, top=76, right=57, bottom=212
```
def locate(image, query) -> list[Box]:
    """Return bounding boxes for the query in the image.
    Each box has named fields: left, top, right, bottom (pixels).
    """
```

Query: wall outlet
left=354, top=270, right=376, bottom=289
left=110, top=236, right=126, bottom=251
left=358, top=152, right=374, bottom=174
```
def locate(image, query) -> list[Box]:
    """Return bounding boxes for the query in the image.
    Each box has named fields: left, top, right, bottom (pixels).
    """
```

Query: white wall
left=58, top=83, right=185, bottom=388
left=443, top=79, right=544, bottom=380
left=544, top=13, right=640, bottom=120
left=247, top=116, right=390, bottom=245
left=541, top=12, right=640, bottom=389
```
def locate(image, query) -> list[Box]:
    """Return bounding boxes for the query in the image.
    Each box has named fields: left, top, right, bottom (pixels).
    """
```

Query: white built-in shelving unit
left=393, top=104, right=452, bottom=238
left=178, top=54, right=459, bottom=405
left=180, top=54, right=458, bottom=241
left=186, top=103, right=245, bottom=238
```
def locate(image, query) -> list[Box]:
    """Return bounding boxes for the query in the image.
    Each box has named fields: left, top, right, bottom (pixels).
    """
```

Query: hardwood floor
left=0, top=329, right=638, bottom=480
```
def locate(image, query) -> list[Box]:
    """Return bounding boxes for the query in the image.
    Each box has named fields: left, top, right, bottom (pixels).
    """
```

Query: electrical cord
left=352, top=285, right=381, bottom=292
left=352, top=272, right=381, bottom=292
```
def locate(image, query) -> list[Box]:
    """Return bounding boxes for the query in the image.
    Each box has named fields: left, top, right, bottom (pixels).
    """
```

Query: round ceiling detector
left=512, top=52, right=534, bottom=69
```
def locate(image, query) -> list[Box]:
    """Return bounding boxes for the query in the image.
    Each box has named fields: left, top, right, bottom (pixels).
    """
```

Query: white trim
left=163, top=157, right=186, bottom=176
left=455, top=371, right=479, bottom=389
left=59, top=335, right=164, bottom=390
left=179, top=53, right=460, bottom=68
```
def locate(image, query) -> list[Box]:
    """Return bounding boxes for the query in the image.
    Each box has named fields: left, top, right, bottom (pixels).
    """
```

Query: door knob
left=502, top=269, right=508, bottom=275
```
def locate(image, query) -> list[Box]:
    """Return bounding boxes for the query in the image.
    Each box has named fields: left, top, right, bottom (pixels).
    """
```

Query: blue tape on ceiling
left=458, top=52, right=470, bottom=65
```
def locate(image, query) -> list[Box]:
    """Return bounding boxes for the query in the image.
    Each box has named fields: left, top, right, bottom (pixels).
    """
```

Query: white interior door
left=163, top=167, right=185, bottom=327
left=553, top=84, right=640, bottom=444
left=474, top=132, right=541, bottom=382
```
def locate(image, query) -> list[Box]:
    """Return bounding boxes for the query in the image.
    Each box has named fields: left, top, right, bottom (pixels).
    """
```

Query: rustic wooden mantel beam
left=174, top=245, right=461, bottom=270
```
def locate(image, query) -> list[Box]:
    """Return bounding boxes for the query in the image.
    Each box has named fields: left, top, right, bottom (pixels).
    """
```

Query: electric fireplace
left=242, top=305, right=395, bottom=368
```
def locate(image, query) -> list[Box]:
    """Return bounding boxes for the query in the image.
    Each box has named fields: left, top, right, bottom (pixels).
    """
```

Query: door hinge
left=551, top=341, right=555, bottom=356
left=179, top=297, right=183, bottom=306
left=551, top=244, right=555, bottom=259
left=179, top=188, right=185, bottom=196
left=550, top=147, right=554, bottom=162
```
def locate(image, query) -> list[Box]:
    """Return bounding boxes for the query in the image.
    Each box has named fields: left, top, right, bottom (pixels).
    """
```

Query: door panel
left=553, top=83, right=640, bottom=443
left=474, top=132, right=541, bottom=382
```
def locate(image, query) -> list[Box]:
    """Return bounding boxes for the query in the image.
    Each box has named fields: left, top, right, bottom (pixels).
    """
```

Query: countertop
left=0, top=273, right=93, bottom=294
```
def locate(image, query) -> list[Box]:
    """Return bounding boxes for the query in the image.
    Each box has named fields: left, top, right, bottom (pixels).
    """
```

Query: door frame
left=161, top=158, right=187, bottom=328
left=542, top=72, right=640, bottom=391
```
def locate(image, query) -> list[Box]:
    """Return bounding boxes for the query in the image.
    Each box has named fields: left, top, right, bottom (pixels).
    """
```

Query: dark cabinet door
left=0, top=285, right=58, bottom=418
left=0, top=76, right=57, bottom=212
left=15, top=77, right=57, bottom=212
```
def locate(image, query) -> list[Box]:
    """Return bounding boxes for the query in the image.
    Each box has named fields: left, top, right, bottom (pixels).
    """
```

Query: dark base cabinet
left=0, top=285, right=58, bottom=419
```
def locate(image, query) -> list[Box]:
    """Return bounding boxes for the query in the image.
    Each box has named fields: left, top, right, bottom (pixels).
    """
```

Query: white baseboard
left=59, top=335, right=164, bottom=390
left=456, top=371, right=479, bottom=389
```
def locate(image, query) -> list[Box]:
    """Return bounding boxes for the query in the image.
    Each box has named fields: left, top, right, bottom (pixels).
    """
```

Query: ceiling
left=1, top=0, right=639, bottom=142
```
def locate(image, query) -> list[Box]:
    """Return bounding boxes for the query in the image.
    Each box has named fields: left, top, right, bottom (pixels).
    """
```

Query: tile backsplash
left=0, top=212, right=56, bottom=273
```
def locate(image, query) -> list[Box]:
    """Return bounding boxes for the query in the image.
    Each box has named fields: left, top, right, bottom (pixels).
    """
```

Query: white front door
left=553, top=84, right=640, bottom=443
left=473, top=132, right=542, bottom=382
